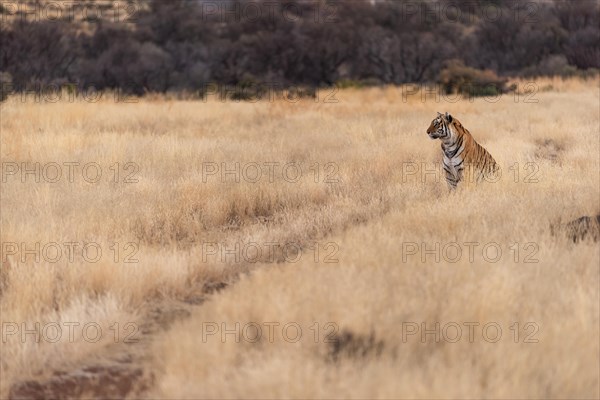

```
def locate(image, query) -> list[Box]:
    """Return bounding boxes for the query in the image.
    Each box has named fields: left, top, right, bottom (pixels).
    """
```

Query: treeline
left=0, top=0, right=598, bottom=95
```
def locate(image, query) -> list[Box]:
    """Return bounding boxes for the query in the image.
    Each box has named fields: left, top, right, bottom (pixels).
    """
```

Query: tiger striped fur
left=427, top=112, right=499, bottom=189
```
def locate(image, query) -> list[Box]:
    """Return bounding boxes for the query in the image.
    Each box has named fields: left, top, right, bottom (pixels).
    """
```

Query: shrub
left=522, top=55, right=578, bottom=78
left=0, top=72, right=12, bottom=102
left=335, top=78, right=382, bottom=89
left=438, top=59, right=508, bottom=97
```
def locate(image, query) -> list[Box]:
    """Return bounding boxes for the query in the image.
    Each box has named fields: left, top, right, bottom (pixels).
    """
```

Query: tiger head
left=427, top=112, right=454, bottom=140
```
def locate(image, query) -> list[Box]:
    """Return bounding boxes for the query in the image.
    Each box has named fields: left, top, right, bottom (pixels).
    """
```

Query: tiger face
left=426, top=112, right=453, bottom=140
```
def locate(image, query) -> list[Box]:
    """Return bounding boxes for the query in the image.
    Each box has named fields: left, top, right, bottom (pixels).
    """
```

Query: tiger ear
left=437, top=112, right=442, bottom=117
left=445, top=112, right=453, bottom=122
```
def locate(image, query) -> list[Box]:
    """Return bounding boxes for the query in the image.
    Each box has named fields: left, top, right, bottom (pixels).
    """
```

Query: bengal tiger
left=426, top=112, right=499, bottom=189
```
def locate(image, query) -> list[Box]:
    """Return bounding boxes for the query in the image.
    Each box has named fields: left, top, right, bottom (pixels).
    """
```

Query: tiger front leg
left=445, top=168, right=460, bottom=190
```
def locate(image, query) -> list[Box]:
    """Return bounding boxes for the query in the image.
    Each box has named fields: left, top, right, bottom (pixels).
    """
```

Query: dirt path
left=8, top=294, right=210, bottom=399
left=7, top=203, right=392, bottom=399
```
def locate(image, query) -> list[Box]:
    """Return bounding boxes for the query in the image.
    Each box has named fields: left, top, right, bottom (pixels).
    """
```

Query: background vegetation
left=1, top=0, right=599, bottom=95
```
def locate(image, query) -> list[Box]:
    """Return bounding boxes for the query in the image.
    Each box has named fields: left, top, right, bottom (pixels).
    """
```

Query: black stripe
left=446, top=136, right=463, bottom=158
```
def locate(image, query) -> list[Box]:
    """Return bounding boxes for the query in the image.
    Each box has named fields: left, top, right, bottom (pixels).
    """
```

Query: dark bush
left=439, top=59, right=508, bottom=97
left=521, top=55, right=578, bottom=78
left=0, top=72, right=12, bottom=102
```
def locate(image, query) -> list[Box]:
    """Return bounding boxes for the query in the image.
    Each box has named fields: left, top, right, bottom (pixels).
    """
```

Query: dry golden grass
left=1, top=77, right=599, bottom=399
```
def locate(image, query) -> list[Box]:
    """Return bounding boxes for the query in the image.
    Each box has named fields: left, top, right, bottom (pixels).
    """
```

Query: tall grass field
left=1, top=77, right=599, bottom=399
